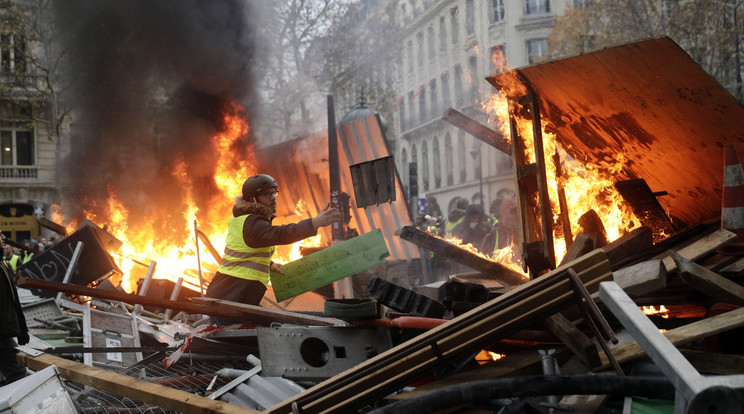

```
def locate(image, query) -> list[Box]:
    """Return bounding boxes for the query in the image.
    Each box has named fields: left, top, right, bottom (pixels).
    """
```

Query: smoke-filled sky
left=53, top=1, right=262, bottom=238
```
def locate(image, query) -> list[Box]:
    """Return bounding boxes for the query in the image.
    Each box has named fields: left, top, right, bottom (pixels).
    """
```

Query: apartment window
left=467, top=56, right=478, bottom=102
left=450, top=7, right=459, bottom=45
left=0, top=33, right=27, bottom=75
left=433, top=137, right=441, bottom=188
left=489, top=44, right=507, bottom=74
left=441, top=72, right=451, bottom=107
left=525, top=0, right=550, bottom=14
left=401, top=148, right=408, bottom=189
left=490, top=0, right=505, bottom=23
left=417, top=32, right=424, bottom=67
left=427, top=25, right=436, bottom=60
left=465, top=0, right=475, bottom=35
left=418, top=87, right=427, bottom=123
left=407, top=40, right=414, bottom=73
left=398, top=99, right=406, bottom=131
left=444, top=133, right=453, bottom=186
left=527, top=38, right=548, bottom=64
left=422, top=140, right=430, bottom=192
left=408, top=91, right=416, bottom=126
left=429, top=80, right=438, bottom=118
left=396, top=57, right=403, bottom=80
left=454, top=65, right=464, bottom=108
left=458, top=131, right=467, bottom=183
left=1, top=127, right=35, bottom=166
left=439, top=17, right=447, bottom=52
left=574, top=0, right=593, bottom=8
left=411, top=144, right=418, bottom=195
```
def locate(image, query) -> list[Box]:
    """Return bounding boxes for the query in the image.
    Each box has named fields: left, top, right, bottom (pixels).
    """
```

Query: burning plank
left=398, top=226, right=527, bottom=286
left=441, top=107, right=511, bottom=155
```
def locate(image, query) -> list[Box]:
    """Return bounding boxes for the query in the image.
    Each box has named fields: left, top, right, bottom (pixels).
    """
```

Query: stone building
left=0, top=0, right=62, bottom=243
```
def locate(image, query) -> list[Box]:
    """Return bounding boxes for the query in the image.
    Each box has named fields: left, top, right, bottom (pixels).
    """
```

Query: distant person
left=205, top=174, right=341, bottom=324
left=452, top=204, right=492, bottom=250
left=3, top=244, right=20, bottom=272
left=444, top=197, right=469, bottom=238
left=0, top=231, right=29, bottom=386
left=480, top=198, right=505, bottom=257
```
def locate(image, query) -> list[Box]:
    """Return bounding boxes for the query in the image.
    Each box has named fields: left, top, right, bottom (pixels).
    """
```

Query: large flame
left=483, top=75, right=641, bottom=264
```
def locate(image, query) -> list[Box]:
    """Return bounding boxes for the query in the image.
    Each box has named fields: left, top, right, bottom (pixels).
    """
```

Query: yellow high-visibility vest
left=217, top=214, right=275, bottom=287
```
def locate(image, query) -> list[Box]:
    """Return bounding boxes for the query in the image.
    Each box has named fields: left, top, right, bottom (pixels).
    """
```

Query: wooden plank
left=600, top=227, right=653, bottom=269
left=595, top=306, right=744, bottom=371
left=679, top=348, right=744, bottom=376
left=614, top=179, right=674, bottom=242
left=18, top=276, right=341, bottom=327
left=610, top=259, right=666, bottom=298
left=543, top=313, right=601, bottom=369
left=271, top=229, right=390, bottom=302
left=17, top=352, right=260, bottom=414
left=441, top=107, right=510, bottom=155
left=670, top=250, right=744, bottom=306
left=558, top=233, right=594, bottom=266
left=398, top=225, right=527, bottom=286
left=267, top=250, right=612, bottom=414
left=660, top=228, right=737, bottom=273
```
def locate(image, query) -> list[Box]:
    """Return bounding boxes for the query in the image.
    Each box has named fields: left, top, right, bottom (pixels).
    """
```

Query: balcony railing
left=0, top=166, right=39, bottom=179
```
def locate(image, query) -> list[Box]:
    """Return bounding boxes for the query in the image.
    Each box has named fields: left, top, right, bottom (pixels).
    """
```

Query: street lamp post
left=470, top=150, right=484, bottom=206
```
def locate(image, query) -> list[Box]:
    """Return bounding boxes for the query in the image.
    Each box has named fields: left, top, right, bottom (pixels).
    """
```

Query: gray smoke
left=53, top=0, right=261, bottom=240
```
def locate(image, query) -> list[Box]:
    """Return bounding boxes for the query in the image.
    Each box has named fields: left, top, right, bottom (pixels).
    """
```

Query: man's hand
left=312, top=203, right=342, bottom=229
left=270, top=261, right=284, bottom=274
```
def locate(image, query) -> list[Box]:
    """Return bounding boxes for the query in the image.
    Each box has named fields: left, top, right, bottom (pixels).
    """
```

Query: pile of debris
left=4, top=216, right=744, bottom=413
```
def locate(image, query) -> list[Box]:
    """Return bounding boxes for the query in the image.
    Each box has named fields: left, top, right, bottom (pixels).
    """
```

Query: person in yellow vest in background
left=444, top=197, right=469, bottom=239
left=205, top=174, right=341, bottom=325
left=2, top=244, right=20, bottom=273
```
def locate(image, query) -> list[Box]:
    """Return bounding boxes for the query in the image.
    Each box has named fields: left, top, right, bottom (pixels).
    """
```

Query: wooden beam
left=670, top=250, right=744, bottom=306
left=660, top=228, right=737, bottom=273
left=543, top=313, right=601, bottom=369
left=441, top=107, right=510, bottom=155
left=17, top=352, right=260, bottom=414
left=595, top=306, right=744, bottom=371
left=398, top=226, right=527, bottom=286
left=17, top=276, right=341, bottom=327
left=609, top=259, right=667, bottom=298
left=600, top=227, right=653, bottom=269
left=558, top=233, right=594, bottom=266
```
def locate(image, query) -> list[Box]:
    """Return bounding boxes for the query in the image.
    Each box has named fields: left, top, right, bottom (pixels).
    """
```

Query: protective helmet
left=242, top=174, right=278, bottom=200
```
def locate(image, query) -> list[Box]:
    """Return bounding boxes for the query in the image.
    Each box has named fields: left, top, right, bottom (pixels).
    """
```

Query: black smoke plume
left=53, top=0, right=260, bottom=240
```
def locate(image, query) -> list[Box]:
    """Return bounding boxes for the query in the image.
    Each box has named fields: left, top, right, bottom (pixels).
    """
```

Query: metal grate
left=61, top=352, right=254, bottom=413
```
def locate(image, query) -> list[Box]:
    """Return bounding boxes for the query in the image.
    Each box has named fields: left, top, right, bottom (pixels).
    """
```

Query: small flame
left=642, top=305, right=670, bottom=319
left=475, top=349, right=505, bottom=365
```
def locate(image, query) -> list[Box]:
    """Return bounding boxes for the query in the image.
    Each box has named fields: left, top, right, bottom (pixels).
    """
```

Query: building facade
left=0, top=1, right=61, bottom=243
left=384, top=0, right=569, bottom=223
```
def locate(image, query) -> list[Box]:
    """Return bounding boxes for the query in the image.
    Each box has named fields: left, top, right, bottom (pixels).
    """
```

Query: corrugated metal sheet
left=487, top=36, right=744, bottom=226
left=257, top=114, right=418, bottom=262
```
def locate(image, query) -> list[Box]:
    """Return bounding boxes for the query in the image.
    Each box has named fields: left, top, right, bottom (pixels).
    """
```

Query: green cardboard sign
left=271, top=229, right=390, bottom=302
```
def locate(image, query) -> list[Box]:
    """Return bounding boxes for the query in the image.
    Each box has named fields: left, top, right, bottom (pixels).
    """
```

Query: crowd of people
left=414, top=194, right=521, bottom=284
left=2, top=235, right=60, bottom=273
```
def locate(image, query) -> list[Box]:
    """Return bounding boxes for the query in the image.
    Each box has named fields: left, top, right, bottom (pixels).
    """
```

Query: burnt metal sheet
left=487, top=36, right=744, bottom=226
left=258, top=114, right=417, bottom=262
